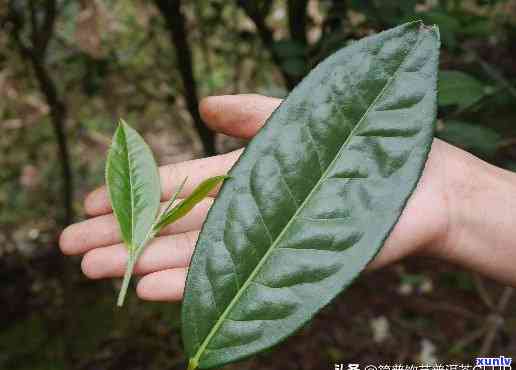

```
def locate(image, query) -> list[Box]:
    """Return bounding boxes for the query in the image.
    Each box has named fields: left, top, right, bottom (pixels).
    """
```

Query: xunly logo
left=475, top=356, right=512, bottom=369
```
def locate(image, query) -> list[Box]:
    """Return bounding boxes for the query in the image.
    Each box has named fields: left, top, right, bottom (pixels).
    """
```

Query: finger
left=60, top=198, right=211, bottom=255
left=85, top=94, right=281, bottom=216
left=136, top=268, right=187, bottom=302
left=81, top=231, right=198, bottom=279
left=200, top=94, right=282, bottom=139
left=84, top=150, right=239, bottom=216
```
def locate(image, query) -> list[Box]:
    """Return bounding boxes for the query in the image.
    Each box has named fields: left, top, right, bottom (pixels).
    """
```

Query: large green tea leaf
left=106, top=119, right=160, bottom=251
left=182, top=21, right=440, bottom=369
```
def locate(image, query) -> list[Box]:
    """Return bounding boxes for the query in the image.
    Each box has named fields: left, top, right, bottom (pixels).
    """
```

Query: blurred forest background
left=1, top=0, right=516, bottom=369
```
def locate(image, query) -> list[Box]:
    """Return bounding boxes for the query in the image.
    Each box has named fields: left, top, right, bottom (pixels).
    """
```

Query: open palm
left=60, top=94, right=453, bottom=301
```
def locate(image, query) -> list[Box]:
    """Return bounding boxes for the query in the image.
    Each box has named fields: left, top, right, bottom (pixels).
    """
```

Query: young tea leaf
left=158, top=176, right=188, bottom=222
left=182, top=21, right=440, bottom=369
left=154, top=176, right=229, bottom=232
left=106, top=119, right=161, bottom=306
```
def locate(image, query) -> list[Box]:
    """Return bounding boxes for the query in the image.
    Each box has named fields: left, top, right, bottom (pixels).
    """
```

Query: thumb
left=199, top=94, right=282, bottom=139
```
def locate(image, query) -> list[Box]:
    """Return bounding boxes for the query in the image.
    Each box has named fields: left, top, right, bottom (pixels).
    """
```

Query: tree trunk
left=287, top=0, right=308, bottom=46
left=154, top=0, right=216, bottom=155
left=8, top=0, right=74, bottom=226
left=31, top=60, right=74, bottom=225
left=238, top=0, right=309, bottom=90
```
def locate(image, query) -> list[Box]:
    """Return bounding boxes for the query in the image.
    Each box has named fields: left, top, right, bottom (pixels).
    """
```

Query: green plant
left=438, top=70, right=491, bottom=111
left=183, top=21, right=440, bottom=369
left=437, top=120, right=501, bottom=160
left=106, top=120, right=227, bottom=307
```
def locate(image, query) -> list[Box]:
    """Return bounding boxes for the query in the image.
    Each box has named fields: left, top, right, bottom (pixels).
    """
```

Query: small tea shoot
left=105, top=119, right=228, bottom=307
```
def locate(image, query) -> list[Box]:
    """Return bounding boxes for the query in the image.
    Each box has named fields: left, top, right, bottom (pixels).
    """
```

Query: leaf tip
left=117, top=118, right=135, bottom=136
left=432, top=24, right=441, bottom=42
left=416, top=20, right=440, bottom=39
left=111, top=119, right=127, bottom=141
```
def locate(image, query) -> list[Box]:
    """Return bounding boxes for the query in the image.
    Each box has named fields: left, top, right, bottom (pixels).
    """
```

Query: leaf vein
left=274, top=159, right=300, bottom=208
left=250, top=195, right=274, bottom=244
left=305, top=123, right=324, bottom=173
left=122, top=126, right=136, bottom=250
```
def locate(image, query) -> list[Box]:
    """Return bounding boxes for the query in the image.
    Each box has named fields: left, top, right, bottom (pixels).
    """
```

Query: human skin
left=59, top=94, right=516, bottom=302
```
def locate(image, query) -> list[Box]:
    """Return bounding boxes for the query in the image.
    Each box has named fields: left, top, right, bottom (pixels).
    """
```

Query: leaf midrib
left=190, top=28, right=424, bottom=365
left=122, top=124, right=137, bottom=252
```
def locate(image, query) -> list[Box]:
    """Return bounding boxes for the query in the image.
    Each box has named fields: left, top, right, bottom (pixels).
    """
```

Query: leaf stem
left=116, top=175, right=222, bottom=308
left=117, top=252, right=137, bottom=307
left=187, top=358, right=198, bottom=370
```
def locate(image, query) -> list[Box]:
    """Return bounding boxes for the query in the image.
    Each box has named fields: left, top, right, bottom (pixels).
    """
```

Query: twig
left=479, top=287, right=514, bottom=356
left=497, top=287, right=514, bottom=312
left=406, top=297, right=480, bottom=319
left=453, top=326, right=488, bottom=353
left=497, top=137, right=516, bottom=148
left=473, top=273, right=494, bottom=309
left=477, top=58, right=516, bottom=100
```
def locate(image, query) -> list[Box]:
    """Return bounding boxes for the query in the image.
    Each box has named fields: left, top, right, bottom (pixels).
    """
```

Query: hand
left=59, top=94, right=516, bottom=302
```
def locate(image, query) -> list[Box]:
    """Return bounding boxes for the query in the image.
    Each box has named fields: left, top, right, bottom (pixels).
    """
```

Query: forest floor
left=2, top=247, right=515, bottom=370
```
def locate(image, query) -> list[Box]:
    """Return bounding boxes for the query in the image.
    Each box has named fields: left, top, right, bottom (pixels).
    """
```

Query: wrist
left=432, top=142, right=485, bottom=258
left=415, top=139, right=489, bottom=260
left=431, top=140, right=516, bottom=285
left=373, top=139, right=464, bottom=269
left=405, top=139, right=469, bottom=260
